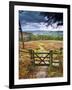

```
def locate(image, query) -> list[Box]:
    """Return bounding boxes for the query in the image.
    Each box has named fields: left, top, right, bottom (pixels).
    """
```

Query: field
left=19, top=40, right=63, bottom=79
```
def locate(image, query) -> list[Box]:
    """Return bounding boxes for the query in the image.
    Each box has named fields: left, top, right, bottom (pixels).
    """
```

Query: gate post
left=50, top=50, right=53, bottom=69
left=28, top=49, right=35, bottom=78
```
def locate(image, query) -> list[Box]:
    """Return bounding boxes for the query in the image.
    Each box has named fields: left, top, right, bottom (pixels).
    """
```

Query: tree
left=19, top=11, right=25, bottom=49
left=40, top=12, right=63, bottom=28
left=19, top=20, right=24, bottom=49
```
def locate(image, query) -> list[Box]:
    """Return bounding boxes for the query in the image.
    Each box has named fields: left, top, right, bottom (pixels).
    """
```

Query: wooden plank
left=19, top=49, right=29, bottom=53
left=34, top=52, right=50, bottom=54
left=34, top=64, right=50, bottom=66
left=52, top=63, right=59, bottom=67
left=34, top=56, right=50, bottom=58
left=35, top=60, right=50, bottom=63
left=53, top=60, right=60, bottom=62
left=34, top=60, right=50, bottom=61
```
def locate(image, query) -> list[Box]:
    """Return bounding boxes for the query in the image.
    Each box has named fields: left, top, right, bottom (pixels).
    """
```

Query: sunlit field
left=19, top=40, right=63, bottom=79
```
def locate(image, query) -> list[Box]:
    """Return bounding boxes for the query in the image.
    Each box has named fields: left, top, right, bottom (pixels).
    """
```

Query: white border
left=14, top=6, right=67, bottom=85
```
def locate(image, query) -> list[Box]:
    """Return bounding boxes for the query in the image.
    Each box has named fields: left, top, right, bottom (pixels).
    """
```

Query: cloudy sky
left=19, top=11, right=63, bottom=32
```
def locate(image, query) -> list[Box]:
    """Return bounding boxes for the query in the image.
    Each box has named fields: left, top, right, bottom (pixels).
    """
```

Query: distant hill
left=23, top=30, right=63, bottom=36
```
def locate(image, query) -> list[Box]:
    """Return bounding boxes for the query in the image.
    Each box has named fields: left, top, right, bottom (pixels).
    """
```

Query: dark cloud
left=19, top=11, right=45, bottom=23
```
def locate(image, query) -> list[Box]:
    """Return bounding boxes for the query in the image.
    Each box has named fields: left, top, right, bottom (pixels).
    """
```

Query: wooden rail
left=19, top=48, right=63, bottom=69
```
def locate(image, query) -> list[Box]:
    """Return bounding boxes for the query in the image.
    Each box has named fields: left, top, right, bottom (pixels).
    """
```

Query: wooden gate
left=29, top=49, right=63, bottom=67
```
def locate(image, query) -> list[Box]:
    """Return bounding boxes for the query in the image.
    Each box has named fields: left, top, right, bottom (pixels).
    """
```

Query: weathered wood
left=49, top=50, right=53, bottom=68
left=34, top=52, right=50, bottom=54
left=32, top=50, right=35, bottom=65
left=34, top=56, right=50, bottom=58
left=28, top=49, right=63, bottom=67
left=34, top=64, right=50, bottom=66
left=19, top=49, right=29, bottom=53
left=31, top=50, right=50, bottom=65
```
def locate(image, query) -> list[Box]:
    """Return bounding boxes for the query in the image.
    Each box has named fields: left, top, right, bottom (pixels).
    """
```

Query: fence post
left=58, top=57, right=63, bottom=75
left=59, top=48, right=63, bottom=73
left=32, top=50, right=35, bottom=65
left=29, top=49, right=33, bottom=61
left=50, top=50, right=53, bottom=69
left=60, top=48, right=63, bottom=54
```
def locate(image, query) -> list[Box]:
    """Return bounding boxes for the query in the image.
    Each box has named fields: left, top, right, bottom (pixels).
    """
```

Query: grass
left=19, top=40, right=63, bottom=79
left=19, top=40, right=63, bottom=50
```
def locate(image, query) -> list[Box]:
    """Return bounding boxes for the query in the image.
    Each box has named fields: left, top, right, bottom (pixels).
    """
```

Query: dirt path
left=34, top=66, right=48, bottom=78
left=33, top=43, right=48, bottom=78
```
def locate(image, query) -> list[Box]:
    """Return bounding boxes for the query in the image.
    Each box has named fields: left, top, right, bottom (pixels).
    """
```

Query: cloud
left=21, top=22, right=63, bottom=32
left=19, top=11, right=63, bottom=32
